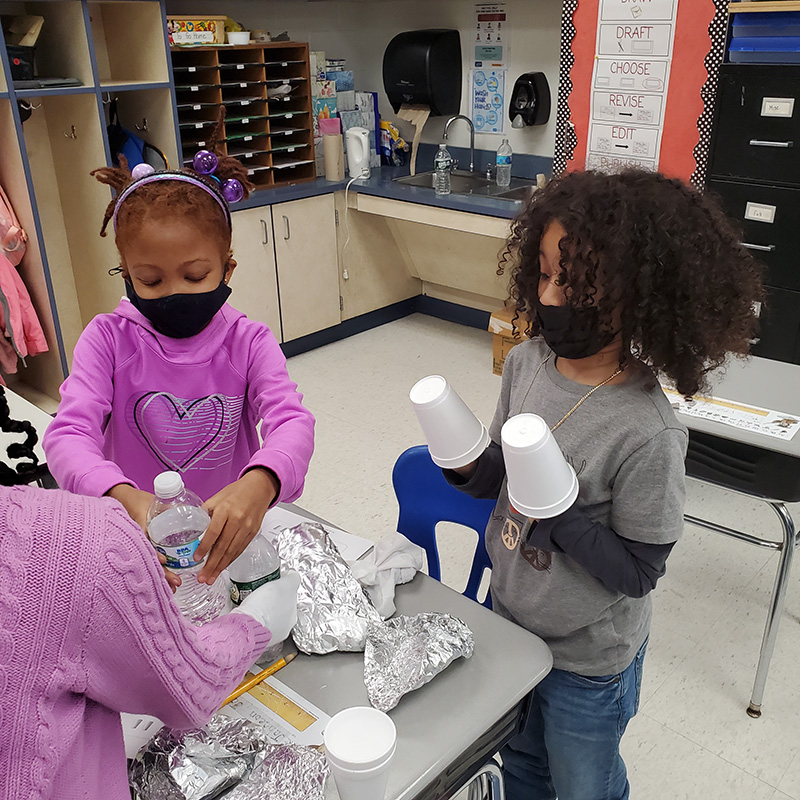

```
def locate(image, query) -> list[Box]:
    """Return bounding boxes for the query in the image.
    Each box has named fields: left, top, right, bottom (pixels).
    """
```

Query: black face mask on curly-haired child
left=534, top=299, right=615, bottom=360
left=125, top=278, right=231, bottom=338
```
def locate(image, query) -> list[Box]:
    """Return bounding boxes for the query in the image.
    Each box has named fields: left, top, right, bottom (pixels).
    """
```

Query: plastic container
left=147, top=471, right=231, bottom=625
left=324, top=707, right=396, bottom=800
left=433, top=143, right=452, bottom=196
left=728, top=36, right=800, bottom=64
left=501, top=413, right=579, bottom=519
left=227, top=31, right=251, bottom=45
left=410, top=375, right=490, bottom=469
left=496, top=139, right=512, bottom=188
left=229, top=533, right=284, bottom=664
left=731, top=12, right=800, bottom=39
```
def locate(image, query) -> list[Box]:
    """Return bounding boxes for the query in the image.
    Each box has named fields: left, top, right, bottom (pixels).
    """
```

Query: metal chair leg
left=461, top=758, right=505, bottom=800
left=747, top=502, right=796, bottom=718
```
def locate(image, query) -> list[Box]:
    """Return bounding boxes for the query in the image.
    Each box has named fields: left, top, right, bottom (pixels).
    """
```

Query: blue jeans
left=502, top=639, right=647, bottom=800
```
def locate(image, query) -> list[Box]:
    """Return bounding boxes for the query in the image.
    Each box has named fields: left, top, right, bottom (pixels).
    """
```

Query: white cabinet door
left=230, top=207, right=283, bottom=341
left=272, top=194, right=340, bottom=341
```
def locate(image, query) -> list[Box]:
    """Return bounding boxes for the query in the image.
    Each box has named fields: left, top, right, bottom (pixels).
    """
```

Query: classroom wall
left=164, top=0, right=563, bottom=167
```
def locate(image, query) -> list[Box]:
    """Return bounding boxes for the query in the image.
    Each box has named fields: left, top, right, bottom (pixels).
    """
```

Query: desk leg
left=748, top=502, right=796, bottom=718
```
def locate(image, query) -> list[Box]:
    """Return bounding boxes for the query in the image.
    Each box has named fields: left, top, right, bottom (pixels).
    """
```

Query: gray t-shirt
left=482, top=339, right=687, bottom=675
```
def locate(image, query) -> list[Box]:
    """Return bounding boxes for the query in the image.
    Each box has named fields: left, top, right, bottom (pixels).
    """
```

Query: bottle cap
left=154, top=470, right=184, bottom=499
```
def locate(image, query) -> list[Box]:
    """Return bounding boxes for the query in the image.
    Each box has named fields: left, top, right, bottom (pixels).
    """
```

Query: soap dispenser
left=509, top=72, right=551, bottom=127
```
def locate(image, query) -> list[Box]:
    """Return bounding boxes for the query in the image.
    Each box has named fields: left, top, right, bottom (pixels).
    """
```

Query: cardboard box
left=167, top=16, right=226, bottom=46
left=489, top=306, right=530, bottom=376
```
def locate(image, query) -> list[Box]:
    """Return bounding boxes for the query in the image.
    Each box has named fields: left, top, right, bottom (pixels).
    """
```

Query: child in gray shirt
left=447, top=169, right=764, bottom=800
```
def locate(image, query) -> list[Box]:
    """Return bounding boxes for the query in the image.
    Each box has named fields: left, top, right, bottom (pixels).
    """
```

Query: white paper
left=261, top=506, right=373, bottom=563
left=474, top=3, right=509, bottom=68
left=220, top=675, right=330, bottom=746
left=586, top=0, right=678, bottom=172
left=121, top=714, right=163, bottom=760
left=663, top=388, right=800, bottom=441
left=471, top=68, right=507, bottom=134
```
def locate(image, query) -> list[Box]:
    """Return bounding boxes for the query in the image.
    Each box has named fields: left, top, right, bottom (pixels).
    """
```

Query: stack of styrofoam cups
left=409, top=375, right=490, bottom=469
left=501, top=413, right=579, bottom=518
left=324, top=706, right=397, bottom=800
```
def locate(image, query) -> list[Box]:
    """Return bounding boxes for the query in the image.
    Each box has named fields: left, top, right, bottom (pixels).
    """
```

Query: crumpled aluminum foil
left=128, top=714, right=328, bottom=800
left=364, top=613, right=475, bottom=712
left=276, top=522, right=382, bottom=654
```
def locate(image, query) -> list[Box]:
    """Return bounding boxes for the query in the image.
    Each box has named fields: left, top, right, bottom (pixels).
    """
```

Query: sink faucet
left=442, top=115, right=475, bottom=173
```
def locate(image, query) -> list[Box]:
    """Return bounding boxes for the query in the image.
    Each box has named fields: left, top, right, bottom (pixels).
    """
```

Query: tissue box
left=489, top=306, right=530, bottom=375
left=167, top=16, right=226, bottom=45
left=326, top=70, right=354, bottom=92
left=312, top=96, right=338, bottom=137
left=313, top=79, right=336, bottom=99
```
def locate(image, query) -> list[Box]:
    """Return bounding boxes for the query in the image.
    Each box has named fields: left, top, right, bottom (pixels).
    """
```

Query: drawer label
left=744, top=202, right=777, bottom=224
left=761, top=97, right=795, bottom=118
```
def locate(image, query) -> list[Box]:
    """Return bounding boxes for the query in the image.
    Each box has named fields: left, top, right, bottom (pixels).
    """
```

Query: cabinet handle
left=741, top=242, right=776, bottom=253
left=283, top=215, right=290, bottom=240
left=260, top=218, right=269, bottom=245
left=748, top=139, right=793, bottom=149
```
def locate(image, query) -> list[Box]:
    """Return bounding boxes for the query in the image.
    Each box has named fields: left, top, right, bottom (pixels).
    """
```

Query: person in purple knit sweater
left=0, top=483, right=299, bottom=800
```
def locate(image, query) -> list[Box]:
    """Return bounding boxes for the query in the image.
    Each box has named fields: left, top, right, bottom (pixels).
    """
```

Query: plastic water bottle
left=229, top=534, right=284, bottom=665
left=496, top=139, right=512, bottom=188
left=434, top=143, right=452, bottom=196
left=147, top=471, right=231, bottom=625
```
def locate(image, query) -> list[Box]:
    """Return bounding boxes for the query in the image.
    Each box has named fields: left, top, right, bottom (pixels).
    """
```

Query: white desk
left=675, top=356, right=800, bottom=717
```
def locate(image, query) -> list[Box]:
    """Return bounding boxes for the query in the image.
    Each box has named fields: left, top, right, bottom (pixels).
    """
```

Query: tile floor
left=287, top=313, right=800, bottom=800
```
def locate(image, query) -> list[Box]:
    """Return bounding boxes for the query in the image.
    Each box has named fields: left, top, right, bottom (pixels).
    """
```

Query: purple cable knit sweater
left=0, top=485, right=272, bottom=800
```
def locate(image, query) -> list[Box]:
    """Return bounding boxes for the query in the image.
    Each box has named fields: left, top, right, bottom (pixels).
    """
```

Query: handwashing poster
left=471, top=68, right=507, bottom=134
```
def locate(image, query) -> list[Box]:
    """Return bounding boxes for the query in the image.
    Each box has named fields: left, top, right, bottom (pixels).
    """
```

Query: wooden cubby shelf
left=171, top=43, right=316, bottom=190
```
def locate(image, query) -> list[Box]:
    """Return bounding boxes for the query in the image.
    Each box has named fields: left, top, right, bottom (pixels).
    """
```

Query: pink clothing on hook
left=0, top=250, right=47, bottom=361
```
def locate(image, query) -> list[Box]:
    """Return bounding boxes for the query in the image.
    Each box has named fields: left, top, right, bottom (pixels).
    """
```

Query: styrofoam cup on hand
left=409, top=375, right=490, bottom=469
left=324, top=707, right=396, bottom=800
left=501, top=413, right=579, bottom=519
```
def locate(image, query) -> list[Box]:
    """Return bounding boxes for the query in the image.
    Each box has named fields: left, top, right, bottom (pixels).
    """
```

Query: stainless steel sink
left=494, top=185, right=536, bottom=204
left=393, top=169, right=537, bottom=202
left=394, top=169, right=496, bottom=195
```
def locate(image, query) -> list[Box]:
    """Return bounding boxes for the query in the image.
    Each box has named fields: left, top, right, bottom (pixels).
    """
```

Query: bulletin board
left=553, top=0, right=729, bottom=186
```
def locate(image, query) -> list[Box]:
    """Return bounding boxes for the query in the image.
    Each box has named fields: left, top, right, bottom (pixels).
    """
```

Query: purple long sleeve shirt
left=43, top=299, right=315, bottom=502
left=0, top=485, right=272, bottom=800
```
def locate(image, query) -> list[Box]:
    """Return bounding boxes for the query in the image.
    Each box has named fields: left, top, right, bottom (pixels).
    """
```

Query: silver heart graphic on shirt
left=133, top=392, right=226, bottom=472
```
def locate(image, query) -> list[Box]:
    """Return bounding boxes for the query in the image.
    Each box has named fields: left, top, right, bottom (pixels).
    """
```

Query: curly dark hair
left=499, top=169, right=765, bottom=397
left=90, top=107, right=254, bottom=253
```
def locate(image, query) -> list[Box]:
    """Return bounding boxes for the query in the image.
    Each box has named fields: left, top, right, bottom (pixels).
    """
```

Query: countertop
left=232, top=165, right=526, bottom=220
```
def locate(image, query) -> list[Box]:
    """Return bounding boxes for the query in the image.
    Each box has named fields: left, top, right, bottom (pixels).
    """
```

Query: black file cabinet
left=707, top=64, right=800, bottom=365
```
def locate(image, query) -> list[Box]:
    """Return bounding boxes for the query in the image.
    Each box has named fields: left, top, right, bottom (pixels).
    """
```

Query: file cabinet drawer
left=710, top=64, right=800, bottom=186
left=707, top=178, right=800, bottom=292
left=752, top=285, right=800, bottom=365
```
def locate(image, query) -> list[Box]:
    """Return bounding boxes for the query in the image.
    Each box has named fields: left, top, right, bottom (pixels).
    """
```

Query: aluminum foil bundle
left=364, top=613, right=475, bottom=712
left=128, top=714, right=328, bottom=800
left=276, top=522, right=382, bottom=654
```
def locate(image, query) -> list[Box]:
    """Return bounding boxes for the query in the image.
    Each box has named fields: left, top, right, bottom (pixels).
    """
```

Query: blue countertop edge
left=232, top=151, right=553, bottom=220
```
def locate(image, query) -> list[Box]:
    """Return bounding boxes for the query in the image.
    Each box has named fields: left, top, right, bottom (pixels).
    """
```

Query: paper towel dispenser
left=383, top=29, right=461, bottom=117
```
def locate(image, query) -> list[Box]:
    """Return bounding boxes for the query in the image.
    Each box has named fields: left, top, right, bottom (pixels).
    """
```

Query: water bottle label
left=497, top=155, right=512, bottom=166
left=230, top=567, right=280, bottom=604
left=155, top=538, right=202, bottom=570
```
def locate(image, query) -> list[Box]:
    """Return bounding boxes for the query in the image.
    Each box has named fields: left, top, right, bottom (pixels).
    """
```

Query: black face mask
left=534, top=299, right=615, bottom=359
left=125, top=279, right=232, bottom=339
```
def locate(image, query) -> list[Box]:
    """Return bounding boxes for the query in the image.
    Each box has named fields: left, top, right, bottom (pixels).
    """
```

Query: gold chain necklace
left=518, top=354, right=625, bottom=431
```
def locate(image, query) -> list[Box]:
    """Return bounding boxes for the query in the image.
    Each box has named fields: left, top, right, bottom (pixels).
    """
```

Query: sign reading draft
left=556, top=0, right=727, bottom=183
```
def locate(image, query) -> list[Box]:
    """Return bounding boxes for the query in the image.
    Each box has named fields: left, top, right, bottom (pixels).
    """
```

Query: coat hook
left=19, top=100, right=42, bottom=111
left=102, top=93, right=117, bottom=105
left=135, top=118, right=148, bottom=132
left=64, top=125, right=77, bottom=139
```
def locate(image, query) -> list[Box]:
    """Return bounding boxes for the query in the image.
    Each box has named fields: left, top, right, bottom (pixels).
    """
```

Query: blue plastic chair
left=392, top=445, right=497, bottom=608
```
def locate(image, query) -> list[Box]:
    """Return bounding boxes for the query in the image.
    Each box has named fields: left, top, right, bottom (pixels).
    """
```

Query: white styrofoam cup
left=409, top=375, right=490, bottom=469
left=324, top=707, right=396, bottom=800
left=501, top=413, right=579, bottom=519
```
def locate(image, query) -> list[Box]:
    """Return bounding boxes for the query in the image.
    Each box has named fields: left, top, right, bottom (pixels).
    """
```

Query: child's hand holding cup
left=409, top=376, right=490, bottom=470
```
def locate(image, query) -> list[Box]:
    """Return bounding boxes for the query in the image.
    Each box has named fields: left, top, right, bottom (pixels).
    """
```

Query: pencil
left=221, top=651, right=297, bottom=707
